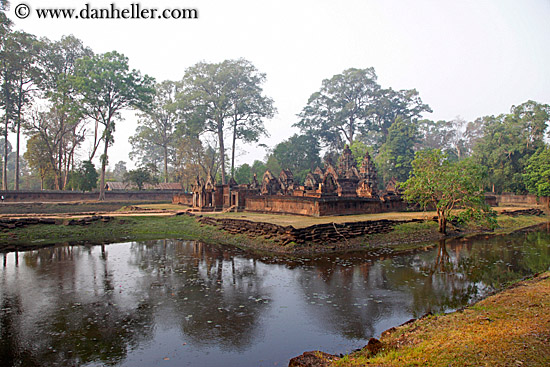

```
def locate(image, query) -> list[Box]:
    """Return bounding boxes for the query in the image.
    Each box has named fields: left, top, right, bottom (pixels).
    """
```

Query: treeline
left=0, top=1, right=275, bottom=198
left=1, top=0, right=549, bottom=198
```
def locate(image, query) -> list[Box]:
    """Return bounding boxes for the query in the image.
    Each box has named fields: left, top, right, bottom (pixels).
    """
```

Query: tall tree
left=4, top=31, right=42, bottom=190
left=295, top=68, right=431, bottom=150
left=112, top=160, right=127, bottom=181
left=173, top=136, right=220, bottom=190
left=523, top=144, right=550, bottom=206
left=416, top=119, right=456, bottom=154
left=0, top=0, right=10, bottom=189
left=271, top=133, right=321, bottom=183
left=0, top=20, right=14, bottom=190
left=295, top=67, right=379, bottom=150
left=72, top=51, right=154, bottom=200
left=130, top=80, right=178, bottom=182
left=177, top=59, right=274, bottom=184
left=226, top=59, right=274, bottom=178
left=26, top=35, right=93, bottom=190
left=23, top=134, right=53, bottom=189
left=472, top=101, right=550, bottom=193
left=376, top=116, right=419, bottom=184
left=369, top=87, right=432, bottom=144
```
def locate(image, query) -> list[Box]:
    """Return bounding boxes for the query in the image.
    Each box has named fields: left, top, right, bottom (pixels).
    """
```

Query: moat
left=1, top=224, right=550, bottom=367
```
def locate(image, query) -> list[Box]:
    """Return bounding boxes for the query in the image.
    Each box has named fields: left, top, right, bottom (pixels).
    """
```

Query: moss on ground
left=331, top=272, right=550, bottom=366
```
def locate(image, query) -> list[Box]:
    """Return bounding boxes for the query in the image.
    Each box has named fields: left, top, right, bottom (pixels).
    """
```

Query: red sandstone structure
left=173, top=145, right=405, bottom=217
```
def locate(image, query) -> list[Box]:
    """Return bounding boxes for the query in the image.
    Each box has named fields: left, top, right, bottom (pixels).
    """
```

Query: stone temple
left=174, top=145, right=404, bottom=217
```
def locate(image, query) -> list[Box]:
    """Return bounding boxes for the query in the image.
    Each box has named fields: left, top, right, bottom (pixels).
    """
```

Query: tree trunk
left=218, top=123, right=226, bottom=185
left=231, top=120, right=237, bottom=179
left=3, top=111, right=8, bottom=191
left=15, top=83, right=23, bottom=191
left=348, top=117, right=354, bottom=146
left=98, top=127, right=109, bottom=201
left=15, top=117, right=20, bottom=190
left=437, top=211, right=447, bottom=234
left=58, top=115, right=64, bottom=190
left=164, top=145, right=168, bottom=183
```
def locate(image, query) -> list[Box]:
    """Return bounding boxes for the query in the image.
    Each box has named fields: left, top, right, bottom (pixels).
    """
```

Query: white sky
left=8, top=0, right=550, bottom=170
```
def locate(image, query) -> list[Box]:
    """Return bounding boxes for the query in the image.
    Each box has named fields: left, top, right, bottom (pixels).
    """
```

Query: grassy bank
left=0, top=215, right=276, bottom=252
left=327, top=272, right=550, bottom=366
left=0, top=210, right=547, bottom=255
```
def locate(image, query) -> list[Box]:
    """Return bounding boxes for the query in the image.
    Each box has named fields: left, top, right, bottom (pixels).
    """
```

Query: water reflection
left=127, top=240, right=270, bottom=350
left=1, top=224, right=549, bottom=366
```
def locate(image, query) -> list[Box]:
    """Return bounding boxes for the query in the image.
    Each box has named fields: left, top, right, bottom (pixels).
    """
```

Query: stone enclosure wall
left=172, top=193, right=193, bottom=206
left=496, top=193, right=549, bottom=208
left=0, top=190, right=181, bottom=203
left=195, top=214, right=422, bottom=245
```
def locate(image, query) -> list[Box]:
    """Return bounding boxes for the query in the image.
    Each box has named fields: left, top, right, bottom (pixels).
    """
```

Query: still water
left=1, top=224, right=550, bottom=366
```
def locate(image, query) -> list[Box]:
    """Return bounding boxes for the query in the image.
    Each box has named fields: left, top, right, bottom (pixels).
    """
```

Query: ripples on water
left=1, top=224, right=549, bottom=366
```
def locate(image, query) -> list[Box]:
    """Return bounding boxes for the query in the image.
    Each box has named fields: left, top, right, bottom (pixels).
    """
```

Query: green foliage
left=264, top=155, right=281, bottom=176
left=112, top=161, right=127, bottom=182
left=234, top=163, right=252, bottom=184
left=67, top=160, right=98, bottom=192
left=72, top=51, right=155, bottom=199
left=22, top=35, right=92, bottom=191
left=523, top=145, right=550, bottom=199
left=176, top=59, right=274, bottom=184
left=251, top=160, right=267, bottom=180
left=402, top=149, right=496, bottom=234
left=130, top=80, right=178, bottom=183
left=23, top=135, right=53, bottom=189
left=349, top=140, right=372, bottom=166
left=376, top=116, right=419, bottom=184
left=123, top=168, right=156, bottom=190
left=369, top=87, right=432, bottom=141
left=295, top=67, right=379, bottom=150
left=472, top=100, right=550, bottom=193
left=295, top=67, right=431, bottom=150
left=270, top=134, right=321, bottom=184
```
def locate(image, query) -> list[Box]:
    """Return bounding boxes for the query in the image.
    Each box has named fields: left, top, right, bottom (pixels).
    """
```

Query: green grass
left=494, top=214, right=549, bottom=233
left=0, top=215, right=274, bottom=252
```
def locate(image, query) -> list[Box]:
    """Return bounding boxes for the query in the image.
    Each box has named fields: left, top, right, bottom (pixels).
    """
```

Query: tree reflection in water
left=1, top=245, right=155, bottom=366
left=127, top=240, right=271, bottom=350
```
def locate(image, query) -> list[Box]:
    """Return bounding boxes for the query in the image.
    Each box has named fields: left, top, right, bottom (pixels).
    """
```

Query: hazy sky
left=8, top=0, right=550, bottom=170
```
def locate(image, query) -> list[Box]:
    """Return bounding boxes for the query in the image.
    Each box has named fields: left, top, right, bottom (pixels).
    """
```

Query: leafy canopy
left=401, top=149, right=495, bottom=234
left=523, top=145, right=550, bottom=199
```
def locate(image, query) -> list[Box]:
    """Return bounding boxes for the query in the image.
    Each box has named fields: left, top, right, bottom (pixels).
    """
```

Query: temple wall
left=316, top=197, right=382, bottom=216
left=245, top=196, right=318, bottom=216
left=244, top=195, right=406, bottom=217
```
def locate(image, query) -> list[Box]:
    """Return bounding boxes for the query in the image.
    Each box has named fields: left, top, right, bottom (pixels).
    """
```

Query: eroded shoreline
left=0, top=203, right=547, bottom=256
